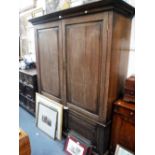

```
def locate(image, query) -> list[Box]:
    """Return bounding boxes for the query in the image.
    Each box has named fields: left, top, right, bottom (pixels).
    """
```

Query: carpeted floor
left=19, top=106, right=67, bottom=155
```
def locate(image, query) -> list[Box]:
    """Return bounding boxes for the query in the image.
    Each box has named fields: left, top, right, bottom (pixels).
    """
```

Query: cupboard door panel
left=85, top=23, right=101, bottom=114
left=37, top=27, right=60, bottom=98
left=66, top=21, right=102, bottom=115
left=66, top=25, right=85, bottom=107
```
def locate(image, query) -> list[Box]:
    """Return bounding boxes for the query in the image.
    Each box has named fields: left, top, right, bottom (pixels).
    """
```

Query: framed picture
left=57, top=0, right=70, bottom=10
left=32, top=8, right=44, bottom=18
left=70, top=0, right=83, bottom=7
left=115, top=145, right=134, bottom=155
left=37, top=102, right=57, bottom=139
left=45, top=0, right=60, bottom=14
left=36, top=93, right=63, bottom=140
left=65, top=135, right=87, bottom=155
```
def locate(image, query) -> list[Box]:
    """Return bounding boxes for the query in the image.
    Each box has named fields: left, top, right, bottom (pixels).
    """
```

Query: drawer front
left=19, top=83, right=26, bottom=94
left=19, top=72, right=26, bottom=82
left=19, top=94, right=26, bottom=105
left=19, top=72, right=23, bottom=81
left=113, top=106, right=135, bottom=123
left=27, top=100, right=35, bottom=114
left=67, top=109, right=111, bottom=154
left=124, top=89, right=135, bottom=96
left=25, top=86, right=35, bottom=100
left=20, top=72, right=35, bottom=87
left=68, top=110, right=97, bottom=144
left=25, top=75, right=33, bottom=86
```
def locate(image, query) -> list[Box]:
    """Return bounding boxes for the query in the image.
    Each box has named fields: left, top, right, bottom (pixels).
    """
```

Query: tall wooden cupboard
left=30, top=0, right=135, bottom=154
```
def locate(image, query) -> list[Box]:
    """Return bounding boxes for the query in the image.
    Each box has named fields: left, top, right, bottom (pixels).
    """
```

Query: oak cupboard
left=30, top=0, right=134, bottom=154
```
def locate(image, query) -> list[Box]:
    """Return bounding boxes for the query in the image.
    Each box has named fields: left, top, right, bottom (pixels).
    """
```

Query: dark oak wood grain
left=66, top=21, right=102, bottom=114
left=35, top=21, right=63, bottom=102
left=105, top=11, right=132, bottom=123
left=62, top=13, right=109, bottom=126
left=38, top=27, right=60, bottom=97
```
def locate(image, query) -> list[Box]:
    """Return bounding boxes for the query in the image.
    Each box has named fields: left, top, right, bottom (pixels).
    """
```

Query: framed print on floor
left=65, top=135, right=87, bottom=155
left=115, top=145, right=134, bottom=155
left=36, top=93, right=63, bottom=140
left=37, top=102, right=58, bottom=139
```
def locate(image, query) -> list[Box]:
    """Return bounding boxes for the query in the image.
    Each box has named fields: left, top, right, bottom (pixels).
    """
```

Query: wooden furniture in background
left=19, top=69, right=38, bottom=116
left=110, top=100, right=135, bottom=154
left=123, top=75, right=135, bottom=103
left=30, top=0, right=135, bottom=154
left=19, top=129, right=31, bottom=155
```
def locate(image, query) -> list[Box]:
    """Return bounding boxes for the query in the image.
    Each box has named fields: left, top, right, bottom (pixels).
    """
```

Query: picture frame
left=115, top=144, right=134, bottom=155
left=32, top=8, right=44, bottom=18
left=45, top=0, right=60, bottom=14
left=36, top=93, right=63, bottom=140
left=65, top=135, right=87, bottom=155
left=37, top=102, right=58, bottom=139
left=70, top=0, right=83, bottom=7
left=57, top=0, right=70, bottom=10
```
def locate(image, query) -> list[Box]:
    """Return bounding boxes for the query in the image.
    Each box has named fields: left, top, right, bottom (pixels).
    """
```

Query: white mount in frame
left=37, top=102, right=58, bottom=139
left=36, top=93, right=63, bottom=140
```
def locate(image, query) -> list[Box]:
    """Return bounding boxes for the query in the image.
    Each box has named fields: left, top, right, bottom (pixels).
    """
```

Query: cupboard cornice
left=29, top=0, right=134, bottom=25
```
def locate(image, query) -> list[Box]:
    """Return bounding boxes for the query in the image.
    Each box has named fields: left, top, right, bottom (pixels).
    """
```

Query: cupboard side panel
left=106, top=12, right=132, bottom=121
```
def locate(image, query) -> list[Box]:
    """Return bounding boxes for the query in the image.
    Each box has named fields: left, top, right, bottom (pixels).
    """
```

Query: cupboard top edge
left=29, top=0, right=135, bottom=25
